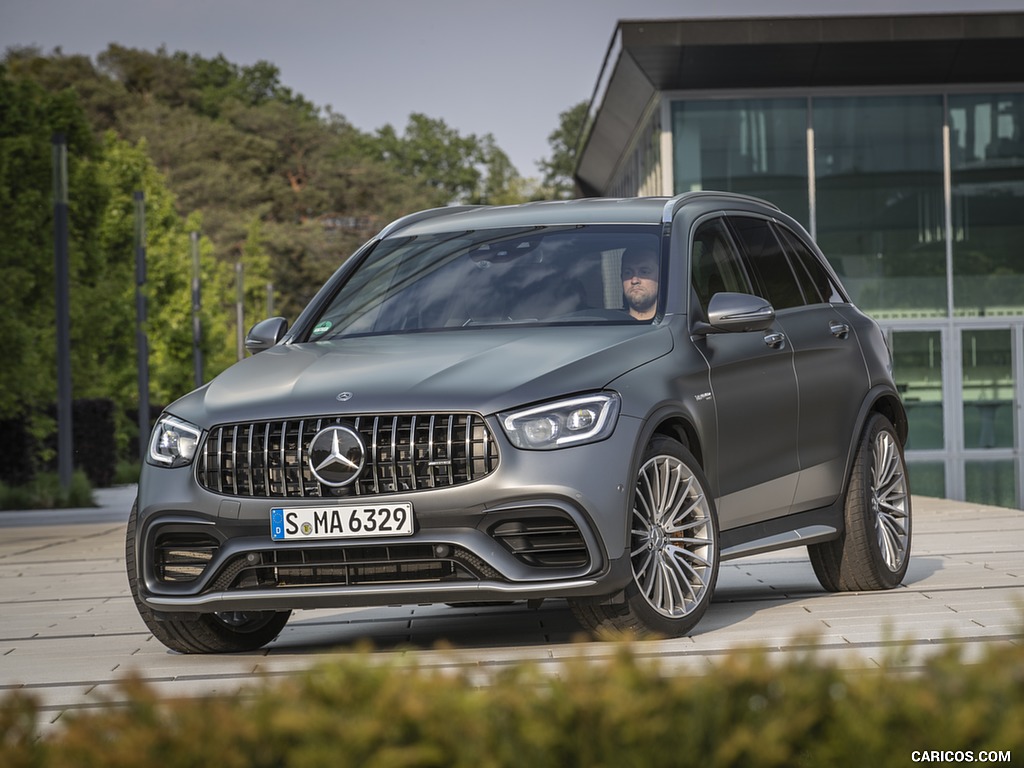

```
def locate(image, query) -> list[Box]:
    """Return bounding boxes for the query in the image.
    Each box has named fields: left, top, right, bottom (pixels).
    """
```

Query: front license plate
left=271, top=503, right=414, bottom=541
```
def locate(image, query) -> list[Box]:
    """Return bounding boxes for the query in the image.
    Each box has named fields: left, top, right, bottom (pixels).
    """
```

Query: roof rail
left=375, top=205, right=484, bottom=239
left=661, top=191, right=779, bottom=225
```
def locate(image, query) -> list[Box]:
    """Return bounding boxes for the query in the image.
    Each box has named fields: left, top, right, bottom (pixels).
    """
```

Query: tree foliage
left=1, top=43, right=581, bottom=474
left=539, top=100, right=590, bottom=199
left=0, top=68, right=100, bottom=419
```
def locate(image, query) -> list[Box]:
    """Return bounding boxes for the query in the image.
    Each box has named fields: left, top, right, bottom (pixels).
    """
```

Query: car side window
left=774, top=224, right=845, bottom=304
left=691, top=217, right=754, bottom=316
left=727, top=216, right=805, bottom=310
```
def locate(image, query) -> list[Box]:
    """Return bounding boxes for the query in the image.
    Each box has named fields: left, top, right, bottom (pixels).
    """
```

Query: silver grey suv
left=127, top=192, right=911, bottom=652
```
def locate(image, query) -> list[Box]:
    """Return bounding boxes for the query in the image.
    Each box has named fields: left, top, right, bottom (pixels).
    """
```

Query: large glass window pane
left=949, top=93, right=1024, bottom=316
left=892, top=331, right=944, bottom=450
left=814, top=95, right=946, bottom=319
left=965, top=460, right=1017, bottom=508
left=672, top=98, right=809, bottom=226
left=907, top=461, right=945, bottom=499
left=962, top=329, right=1014, bottom=449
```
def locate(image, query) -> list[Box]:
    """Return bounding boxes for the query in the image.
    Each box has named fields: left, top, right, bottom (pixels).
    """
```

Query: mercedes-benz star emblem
left=308, top=425, right=365, bottom=487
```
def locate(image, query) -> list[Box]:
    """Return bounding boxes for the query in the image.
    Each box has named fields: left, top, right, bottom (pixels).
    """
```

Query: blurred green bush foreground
left=2, top=634, right=1021, bottom=768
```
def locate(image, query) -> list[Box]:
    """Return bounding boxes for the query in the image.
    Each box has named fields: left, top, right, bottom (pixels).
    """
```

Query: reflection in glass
left=672, top=98, right=809, bottom=227
left=962, top=329, right=1014, bottom=449
left=950, top=93, right=1024, bottom=316
left=892, top=331, right=944, bottom=450
left=907, top=461, right=945, bottom=499
left=965, top=460, right=1017, bottom=508
left=311, top=226, right=662, bottom=339
left=814, top=95, right=946, bottom=318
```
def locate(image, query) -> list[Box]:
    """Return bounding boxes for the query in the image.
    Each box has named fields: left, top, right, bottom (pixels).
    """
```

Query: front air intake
left=154, top=533, right=219, bottom=583
left=490, top=516, right=589, bottom=569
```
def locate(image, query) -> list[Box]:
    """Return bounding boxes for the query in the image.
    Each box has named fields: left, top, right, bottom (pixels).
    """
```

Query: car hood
left=170, top=325, right=672, bottom=425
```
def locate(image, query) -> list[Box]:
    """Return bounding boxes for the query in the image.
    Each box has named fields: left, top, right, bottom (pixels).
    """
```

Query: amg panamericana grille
left=196, top=413, right=498, bottom=498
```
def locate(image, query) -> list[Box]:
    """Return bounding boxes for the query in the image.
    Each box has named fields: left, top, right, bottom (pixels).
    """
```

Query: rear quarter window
left=774, top=224, right=846, bottom=304
left=727, top=216, right=805, bottom=310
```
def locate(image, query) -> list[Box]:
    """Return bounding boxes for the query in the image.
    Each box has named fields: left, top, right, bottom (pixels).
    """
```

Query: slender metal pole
left=52, top=134, right=73, bottom=492
left=190, top=231, right=203, bottom=388
left=266, top=281, right=274, bottom=318
left=236, top=261, right=244, bottom=361
left=134, top=192, right=150, bottom=460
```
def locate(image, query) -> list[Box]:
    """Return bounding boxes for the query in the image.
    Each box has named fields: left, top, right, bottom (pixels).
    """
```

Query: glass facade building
left=577, top=15, right=1024, bottom=507
left=665, top=90, right=1024, bottom=507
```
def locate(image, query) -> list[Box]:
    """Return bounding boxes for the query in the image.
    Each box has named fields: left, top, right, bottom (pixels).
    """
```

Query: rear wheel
left=570, top=436, right=719, bottom=639
left=809, top=413, right=912, bottom=592
left=126, top=501, right=291, bottom=653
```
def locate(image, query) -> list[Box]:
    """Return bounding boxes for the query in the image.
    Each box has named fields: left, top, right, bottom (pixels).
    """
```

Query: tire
left=570, top=436, right=720, bottom=639
left=126, top=501, right=291, bottom=653
left=809, top=413, right=912, bottom=592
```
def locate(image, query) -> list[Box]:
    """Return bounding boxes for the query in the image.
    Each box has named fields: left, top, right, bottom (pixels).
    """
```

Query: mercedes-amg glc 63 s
left=128, top=192, right=911, bottom=652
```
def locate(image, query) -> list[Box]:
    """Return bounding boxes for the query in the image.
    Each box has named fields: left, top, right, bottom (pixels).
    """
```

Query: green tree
left=235, top=216, right=274, bottom=357
left=2, top=46, right=132, bottom=133
left=538, top=100, right=590, bottom=199
left=92, top=133, right=236, bottom=406
left=96, top=44, right=194, bottom=108
left=0, top=67, right=100, bottom=419
left=3, top=44, right=531, bottom=406
left=369, top=113, right=483, bottom=205
left=0, top=66, right=235, bottom=465
left=471, top=134, right=523, bottom=205
left=186, top=53, right=315, bottom=118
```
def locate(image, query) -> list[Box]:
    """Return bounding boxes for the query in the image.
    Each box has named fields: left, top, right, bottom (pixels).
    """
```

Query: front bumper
left=135, top=415, right=643, bottom=614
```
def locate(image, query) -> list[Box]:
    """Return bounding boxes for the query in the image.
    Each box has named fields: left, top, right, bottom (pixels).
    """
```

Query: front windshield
left=308, top=224, right=662, bottom=340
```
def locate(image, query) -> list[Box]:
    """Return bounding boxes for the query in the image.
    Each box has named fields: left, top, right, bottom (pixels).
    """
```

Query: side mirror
left=696, top=292, right=775, bottom=334
left=244, top=316, right=288, bottom=354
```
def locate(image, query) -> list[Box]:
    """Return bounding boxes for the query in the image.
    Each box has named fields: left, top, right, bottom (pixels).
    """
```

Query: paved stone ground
left=1, top=485, right=1021, bottom=734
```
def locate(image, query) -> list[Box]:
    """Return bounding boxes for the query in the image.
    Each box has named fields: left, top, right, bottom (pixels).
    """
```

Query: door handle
left=764, top=331, right=786, bottom=349
left=830, top=321, right=850, bottom=339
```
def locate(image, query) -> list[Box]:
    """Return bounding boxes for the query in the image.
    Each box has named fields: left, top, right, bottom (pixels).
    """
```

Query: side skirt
left=719, top=504, right=843, bottom=561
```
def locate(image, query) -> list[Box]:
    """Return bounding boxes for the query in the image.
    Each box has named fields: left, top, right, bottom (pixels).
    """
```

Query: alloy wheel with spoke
left=808, top=412, right=913, bottom=593
left=871, top=431, right=910, bottom=573
left=631, top=453, right=716, bottom=619
left=568, top=436, right=720, bottom=639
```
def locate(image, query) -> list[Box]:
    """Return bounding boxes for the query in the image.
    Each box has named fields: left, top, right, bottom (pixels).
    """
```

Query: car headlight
left=148, top=414, right=202, bottom=467
left=500, top=393, right=620, bottom=450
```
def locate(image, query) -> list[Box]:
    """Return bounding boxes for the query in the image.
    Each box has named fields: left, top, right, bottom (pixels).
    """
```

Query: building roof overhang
left=576, top=12, right=1024, bottom=196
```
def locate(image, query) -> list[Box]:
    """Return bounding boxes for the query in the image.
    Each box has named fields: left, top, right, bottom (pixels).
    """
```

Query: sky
left=3, top=0, right=1023, bottom=178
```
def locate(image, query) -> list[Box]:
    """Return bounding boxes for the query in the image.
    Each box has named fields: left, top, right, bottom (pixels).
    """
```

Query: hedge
left=2, top=636, right=1022, bottom=768
left=2, top=399, right=120, bottom=488
left=0, top=417, right=34, bottom=486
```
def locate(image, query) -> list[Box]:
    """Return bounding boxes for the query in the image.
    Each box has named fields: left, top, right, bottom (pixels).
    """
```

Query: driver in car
left=621, top=247, right=659, bottom=320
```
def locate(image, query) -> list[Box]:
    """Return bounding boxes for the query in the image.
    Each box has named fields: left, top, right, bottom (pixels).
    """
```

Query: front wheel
left=126, top=501, right=291, bottom=653
left=570, top=436, right=720, bottom=639
left=809, top=413, right=912, bottom=592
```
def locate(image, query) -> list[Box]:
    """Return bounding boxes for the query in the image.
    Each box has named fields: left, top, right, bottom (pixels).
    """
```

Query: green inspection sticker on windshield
left=312, top=320, right=333, bottom=336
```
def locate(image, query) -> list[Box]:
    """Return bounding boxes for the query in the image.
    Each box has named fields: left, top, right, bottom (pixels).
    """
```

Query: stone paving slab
left=0, top=486, right=1021, bottom=734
